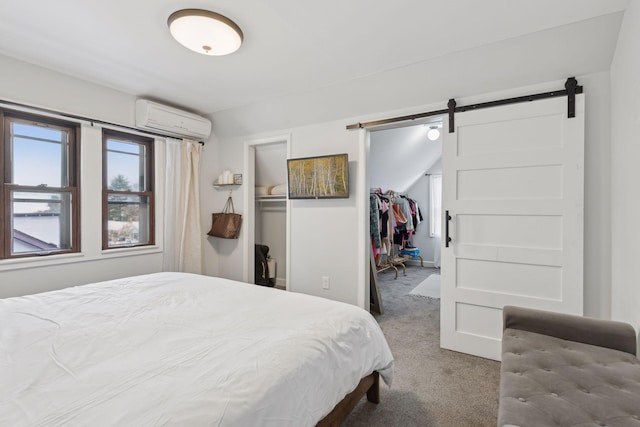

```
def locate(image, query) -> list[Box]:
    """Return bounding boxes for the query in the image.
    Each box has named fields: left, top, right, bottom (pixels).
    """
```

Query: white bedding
left=0, top=273, right=393, bottom=426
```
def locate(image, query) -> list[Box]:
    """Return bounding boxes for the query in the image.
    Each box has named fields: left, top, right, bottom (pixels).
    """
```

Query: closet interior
left=370, top=189, right=425, bottom=278
left=254, top=143, right=288, bottom=289
left=368, top=122, right=443, bottom=301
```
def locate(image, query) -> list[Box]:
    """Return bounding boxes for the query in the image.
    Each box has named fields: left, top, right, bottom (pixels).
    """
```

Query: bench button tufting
left=518, top=397, right=526, bottom=402
left=551, top=393, right=558, bottom=397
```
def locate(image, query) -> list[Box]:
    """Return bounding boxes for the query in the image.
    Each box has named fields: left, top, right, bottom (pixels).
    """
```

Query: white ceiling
left=255, top=143, right=288, bottom=187
left=0, top=0, right=629, bottom=134
left=370, top=124, right=442, bottom=193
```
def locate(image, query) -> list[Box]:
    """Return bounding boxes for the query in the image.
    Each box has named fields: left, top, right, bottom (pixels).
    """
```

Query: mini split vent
left=135, top=99, right=212, bottom=140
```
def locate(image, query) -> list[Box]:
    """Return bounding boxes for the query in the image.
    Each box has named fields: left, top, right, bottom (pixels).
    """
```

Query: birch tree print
left=287, top=154, right=348, bottom=198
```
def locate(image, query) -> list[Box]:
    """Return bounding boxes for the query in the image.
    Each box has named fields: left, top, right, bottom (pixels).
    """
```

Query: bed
left=0, top=272, right=393, bottom=426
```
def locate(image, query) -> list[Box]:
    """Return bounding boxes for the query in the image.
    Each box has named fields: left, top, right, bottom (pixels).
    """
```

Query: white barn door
left=440, top=94, right=585, bottom=361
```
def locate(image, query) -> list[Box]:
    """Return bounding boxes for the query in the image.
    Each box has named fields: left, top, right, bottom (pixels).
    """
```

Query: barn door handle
left=445, top=210, right=452, bottom=248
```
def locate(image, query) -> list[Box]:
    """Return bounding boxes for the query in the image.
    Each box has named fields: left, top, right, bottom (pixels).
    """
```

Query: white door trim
left=357, top=128, right=369, bottom=310
left=243, top=135, right=292, bottom=290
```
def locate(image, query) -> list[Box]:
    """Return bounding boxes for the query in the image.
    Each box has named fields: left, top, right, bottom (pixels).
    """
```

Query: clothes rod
left=346, top=77, right=582, bottom=130
left=0, top=98, right=205, bottom=145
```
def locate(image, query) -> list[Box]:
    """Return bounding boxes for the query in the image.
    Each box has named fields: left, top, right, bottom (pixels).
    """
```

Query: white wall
left=207, top=74, right=612, bottom=315
left=201, top=134, right=243, bottom=281
left=610, top=1, right=640, bottom=330
left=406, top=159, right=442, bottom=265
left=404, top=174, right=433, bottom=263
left=369, top=124, right=442, bottom=192
left=582, top=72, right=613, bottom=320
left=255, top=144, right=287, bottom=186
left=0, top=55, right=165, bottom=298
left=202, top=121, right=361, bottom=304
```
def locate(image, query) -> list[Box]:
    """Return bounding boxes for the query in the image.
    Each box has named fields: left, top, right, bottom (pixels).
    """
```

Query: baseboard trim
left=404, top=259, right=437, bottom=268
left=275, top=278, right=286, bottom=290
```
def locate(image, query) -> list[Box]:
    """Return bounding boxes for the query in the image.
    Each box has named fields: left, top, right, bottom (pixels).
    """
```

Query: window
left=1, top=111, right=80, bottom=258
left=429, top=174, right=442, bottom=237
left=103, top=130, right=154, bottom=249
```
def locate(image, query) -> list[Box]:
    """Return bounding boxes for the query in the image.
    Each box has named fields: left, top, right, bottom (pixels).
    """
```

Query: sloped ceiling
left=370, top=124, right=442, bottom=193
left=255, top=143, right=288, bottom=187
left=0, top=0, right=628, bottom=136
left=211, top=11, right=624, bottom=137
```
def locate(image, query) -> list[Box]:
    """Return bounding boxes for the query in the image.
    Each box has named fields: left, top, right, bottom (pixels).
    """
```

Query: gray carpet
left=343, top=266, right=500, bottom=427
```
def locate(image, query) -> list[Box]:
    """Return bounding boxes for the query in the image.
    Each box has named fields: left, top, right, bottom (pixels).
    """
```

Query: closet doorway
left=243, top=135, right=291, bottom=290
left=368, top=120, right=443, bottom=308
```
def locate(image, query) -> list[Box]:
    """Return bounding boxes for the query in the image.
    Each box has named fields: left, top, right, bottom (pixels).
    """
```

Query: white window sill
left=0, top=252, right=85, bottom=272
left=0, top=246, right=162, bottom=272
left=100, top=245, right=161, bottom=256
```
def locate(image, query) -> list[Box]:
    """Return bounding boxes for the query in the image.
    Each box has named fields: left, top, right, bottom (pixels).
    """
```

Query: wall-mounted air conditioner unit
left=135, top=99, right=212, bottom=140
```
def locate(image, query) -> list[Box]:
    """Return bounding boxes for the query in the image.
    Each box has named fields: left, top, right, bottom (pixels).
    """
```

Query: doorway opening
left=359, top=79, right=585, bottom=362
left=243, top=135, right=291, bottom=290
left=367, top=119, right=443, bottom=312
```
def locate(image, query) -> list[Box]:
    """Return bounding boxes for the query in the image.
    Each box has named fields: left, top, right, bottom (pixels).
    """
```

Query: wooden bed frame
left=316, top=371, right=380, bottom=426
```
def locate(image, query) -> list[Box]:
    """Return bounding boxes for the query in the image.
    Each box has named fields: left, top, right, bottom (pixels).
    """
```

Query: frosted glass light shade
left=168, top=9, right=243, bottom=56
left=427, top=127, right=440, bottom=141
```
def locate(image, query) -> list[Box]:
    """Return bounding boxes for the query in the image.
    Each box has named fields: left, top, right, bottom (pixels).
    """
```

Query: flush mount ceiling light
left=427, top=125, right=441, bottom=141
left=168, top=9, right=243, bottom=56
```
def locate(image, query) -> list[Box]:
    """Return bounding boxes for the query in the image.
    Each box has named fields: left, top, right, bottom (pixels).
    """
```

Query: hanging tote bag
left=207, top=196, right=242, bottom=239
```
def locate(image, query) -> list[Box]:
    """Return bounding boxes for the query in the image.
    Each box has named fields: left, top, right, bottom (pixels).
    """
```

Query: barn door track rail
left=346, top=77, right=582, bottom=131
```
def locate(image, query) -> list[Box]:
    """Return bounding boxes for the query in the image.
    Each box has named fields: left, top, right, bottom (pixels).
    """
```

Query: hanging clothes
left=370, top=189, right=425, bottom=261
left=370, top=194, right=381, bottom=249
left=394, top=196, right=414, bottom=231
left=379, top=195, right=391, bottom=256
left=391, top=203, right=407, bottom=225
left=403, top=195, right=423, bottom=233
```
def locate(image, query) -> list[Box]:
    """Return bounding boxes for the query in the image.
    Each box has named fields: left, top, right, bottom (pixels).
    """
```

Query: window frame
left=102, top=129, right=154, bottom=250
left=0, top=110, right=81, bottom=259
left=429, top=174, right=442, bottom=238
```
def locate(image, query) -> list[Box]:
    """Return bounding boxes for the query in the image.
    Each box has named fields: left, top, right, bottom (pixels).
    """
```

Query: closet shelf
left=213, top=172, right=242, bottom=186
left=256, top=195, right=287, bottom=202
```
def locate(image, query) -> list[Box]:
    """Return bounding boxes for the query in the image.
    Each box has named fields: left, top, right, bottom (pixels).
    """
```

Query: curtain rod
left=346, top=77, right=582, bottom=130
left=0, top=98, right=205, bottom=145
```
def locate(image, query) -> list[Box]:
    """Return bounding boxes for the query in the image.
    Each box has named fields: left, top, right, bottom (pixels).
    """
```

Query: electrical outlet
left=322, top=276, right=330, bottom=290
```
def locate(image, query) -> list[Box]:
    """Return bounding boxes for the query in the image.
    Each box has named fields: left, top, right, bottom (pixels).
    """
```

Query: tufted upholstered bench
left=498, top=306, right=640, bottom=427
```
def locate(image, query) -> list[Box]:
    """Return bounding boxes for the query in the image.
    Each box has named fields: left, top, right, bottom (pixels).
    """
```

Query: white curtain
left=430, top=174, right=443, bottom=268
left=163, top=138, right=203, bottom=274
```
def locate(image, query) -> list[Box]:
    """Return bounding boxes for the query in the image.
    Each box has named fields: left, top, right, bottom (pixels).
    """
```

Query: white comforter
left=0, top=273, right=393, bottom=426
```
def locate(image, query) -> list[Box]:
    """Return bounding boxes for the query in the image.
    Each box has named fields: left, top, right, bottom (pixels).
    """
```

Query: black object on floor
left=255, top=244, right=275, bottom=287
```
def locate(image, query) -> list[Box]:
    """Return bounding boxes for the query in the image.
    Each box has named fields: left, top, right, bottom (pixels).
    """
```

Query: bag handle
left=223, top=196, right=235, bottom=214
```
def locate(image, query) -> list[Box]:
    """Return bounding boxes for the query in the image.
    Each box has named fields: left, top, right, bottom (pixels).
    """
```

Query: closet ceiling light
left=168, top=9, right=243, bottom=56
left=427, top=126, right=440, bottom=141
